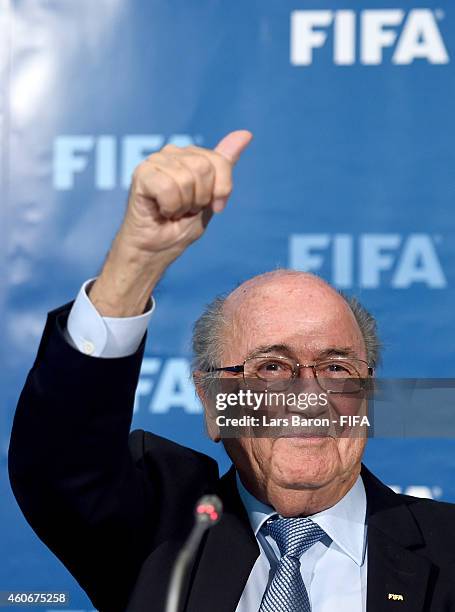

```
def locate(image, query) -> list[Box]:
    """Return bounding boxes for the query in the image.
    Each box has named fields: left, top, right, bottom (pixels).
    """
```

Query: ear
left=193, top=371, right=221, bottom=443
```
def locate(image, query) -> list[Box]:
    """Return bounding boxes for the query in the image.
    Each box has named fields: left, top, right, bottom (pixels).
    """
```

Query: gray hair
left=192, top=290, right=381, bottom=391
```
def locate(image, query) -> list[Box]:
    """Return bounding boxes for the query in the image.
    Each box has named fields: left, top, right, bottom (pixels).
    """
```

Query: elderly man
left=9, top=132, right=455, bottom=612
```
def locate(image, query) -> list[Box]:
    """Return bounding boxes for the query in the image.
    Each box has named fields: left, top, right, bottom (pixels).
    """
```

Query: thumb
left=214, top=130, right=253, bottom=164
left=211, top=130, right=253, bottom=213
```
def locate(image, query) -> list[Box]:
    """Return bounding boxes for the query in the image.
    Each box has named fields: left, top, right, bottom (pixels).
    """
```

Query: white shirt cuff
left=66, top=279, right=154, bottom=358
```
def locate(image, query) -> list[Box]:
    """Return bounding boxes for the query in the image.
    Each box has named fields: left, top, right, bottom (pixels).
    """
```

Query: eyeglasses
left=207, top=355, right=373, bottom=393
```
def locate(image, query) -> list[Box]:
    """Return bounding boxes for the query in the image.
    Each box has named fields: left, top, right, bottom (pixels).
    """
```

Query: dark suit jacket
left=8, top=304, right=455, bottom=612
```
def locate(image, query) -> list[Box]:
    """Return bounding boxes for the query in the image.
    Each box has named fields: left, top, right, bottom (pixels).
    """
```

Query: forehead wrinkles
left=222, top=282, right=366, bottom=361
left=226, top=273, right=343, bottom=312
left=226, top=283, right=352, bottom=330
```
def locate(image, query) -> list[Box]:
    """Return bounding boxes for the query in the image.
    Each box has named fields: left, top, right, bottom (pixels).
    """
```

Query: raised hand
left=89, top=131, right=253, bottom=316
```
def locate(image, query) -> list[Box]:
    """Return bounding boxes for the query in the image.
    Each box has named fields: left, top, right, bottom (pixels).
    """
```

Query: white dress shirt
left=66, top=279, right=154, bottom=357
left=235, top=474, right=368, bottom=612
left=66, top=280, right=368, bottom=611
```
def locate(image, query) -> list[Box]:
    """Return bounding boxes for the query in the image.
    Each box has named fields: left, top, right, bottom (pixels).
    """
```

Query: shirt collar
left=236, top=471, right=367, bottom=567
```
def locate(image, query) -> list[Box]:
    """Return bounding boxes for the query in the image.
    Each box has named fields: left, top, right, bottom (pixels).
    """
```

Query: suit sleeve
left=8, top=303, right=157, bottom=611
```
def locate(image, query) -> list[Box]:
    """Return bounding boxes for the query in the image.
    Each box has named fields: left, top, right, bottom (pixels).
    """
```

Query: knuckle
left=186, top=145, right=207, bottom=155
left=180, top=176, right=194, bottom=196
left=146, top=151, right=164, bottom=165
left=159, top=179, right=179, bottom=201
left=190, top=155, right=213, bottom=176
left=152, top=174, right=178, bottom=205
left=174, top=165, right=194, bottom=187
left=132, top=162, right=148, bottom=184
left=214, top=179, right=233, bottom=199
left=161, top=143, right=179, bottom=154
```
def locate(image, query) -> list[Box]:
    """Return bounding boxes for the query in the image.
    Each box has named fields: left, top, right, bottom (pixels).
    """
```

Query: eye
left=259, top=360, right=287, bottom=372
left=248, top=358, right=293, bottom=380
left=318, top=361, right=353, bottom=376
left=327, top=363, right=348, bottom=372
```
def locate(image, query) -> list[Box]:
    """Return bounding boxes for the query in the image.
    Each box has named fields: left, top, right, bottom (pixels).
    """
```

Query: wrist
left=89, top=236, right=178, bottom=317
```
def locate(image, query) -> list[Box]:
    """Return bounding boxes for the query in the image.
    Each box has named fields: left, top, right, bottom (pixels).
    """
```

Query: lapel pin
left=388, top=593, right=404, bottom=601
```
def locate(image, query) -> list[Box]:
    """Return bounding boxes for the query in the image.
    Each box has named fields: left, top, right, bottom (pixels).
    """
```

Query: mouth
left=283, top=426, right=332, bottom=438
left=280, top=433, right=332, bottom=444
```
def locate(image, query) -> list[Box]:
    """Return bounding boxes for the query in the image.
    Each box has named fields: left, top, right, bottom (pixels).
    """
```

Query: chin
left=270, top=437, right=340, bottom=489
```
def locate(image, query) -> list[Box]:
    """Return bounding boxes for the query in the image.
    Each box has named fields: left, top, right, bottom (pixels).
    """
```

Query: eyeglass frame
left=206, top=355, right=374, bottom=393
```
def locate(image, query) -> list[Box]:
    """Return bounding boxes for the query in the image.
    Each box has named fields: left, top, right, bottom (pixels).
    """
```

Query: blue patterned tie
left=258, top=516, right=326, bottom=612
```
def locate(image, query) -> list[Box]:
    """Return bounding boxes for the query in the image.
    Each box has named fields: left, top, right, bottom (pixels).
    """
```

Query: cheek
left=249, top=438, right=275, bottom=472
left=268, top=437, right=365, bottom=487
left=225, top=437, right=275, bottom=476
left=269, top=439, right=338, bottom=486
left=329, top=395, right=367, bottom=417
left=336, top=438, right=367, bottom=471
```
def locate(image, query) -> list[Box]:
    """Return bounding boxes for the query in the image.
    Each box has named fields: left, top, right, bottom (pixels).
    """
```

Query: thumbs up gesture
left=89, top=131, right=253, bottom=316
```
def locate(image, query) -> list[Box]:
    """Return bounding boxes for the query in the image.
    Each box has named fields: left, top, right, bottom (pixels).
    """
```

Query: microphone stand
left=165, top=495, right=223, bottom=612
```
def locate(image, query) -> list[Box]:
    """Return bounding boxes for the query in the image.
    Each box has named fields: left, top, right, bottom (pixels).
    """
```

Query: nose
left=296, top=364, right=317, bottom=379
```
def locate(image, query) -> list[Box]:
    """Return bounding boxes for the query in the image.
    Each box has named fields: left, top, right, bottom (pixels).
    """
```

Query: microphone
left=165, top=495, right=223, bottom=612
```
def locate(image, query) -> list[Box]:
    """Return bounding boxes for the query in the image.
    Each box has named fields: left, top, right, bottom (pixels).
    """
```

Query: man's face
left=209, top=272, right=369, bottom=508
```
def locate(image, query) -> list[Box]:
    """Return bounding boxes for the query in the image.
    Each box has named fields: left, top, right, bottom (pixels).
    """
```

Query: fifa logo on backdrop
left=289, top=234, right=447, bottom=288
left=291, top=9, right=449, bottom=66
left=53, top=134, right=202, bottom=190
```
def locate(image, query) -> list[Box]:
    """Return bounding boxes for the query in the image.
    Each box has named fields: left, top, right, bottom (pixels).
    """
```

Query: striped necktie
left=259, top=516, right=326, bottom=612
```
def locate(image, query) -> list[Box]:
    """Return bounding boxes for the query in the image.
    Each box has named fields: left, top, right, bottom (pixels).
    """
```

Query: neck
left=239, top=466, right=361, bottom=517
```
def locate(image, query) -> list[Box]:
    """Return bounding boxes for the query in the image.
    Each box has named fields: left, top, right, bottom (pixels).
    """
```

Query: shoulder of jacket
left=399, top=493, right=455, bottom=539
left=128, top=428, right=219, bottom=473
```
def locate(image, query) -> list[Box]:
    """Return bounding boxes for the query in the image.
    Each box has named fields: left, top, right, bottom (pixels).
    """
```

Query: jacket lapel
left=183, top=464, right=433, bottom=612
left=362, top=466, right=431, bottom=612
left=184, top=467, right=259, bottom=612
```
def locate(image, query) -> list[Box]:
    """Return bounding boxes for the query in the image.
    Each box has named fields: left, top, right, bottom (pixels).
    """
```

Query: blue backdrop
left=1, top=1, right=454, bottom=609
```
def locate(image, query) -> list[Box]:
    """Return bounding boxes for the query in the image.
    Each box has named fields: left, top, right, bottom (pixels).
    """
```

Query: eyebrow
left=247, top=344, right=359, bottom=360
left=248, top=344, right=295, bottom=358
left=317, top=347, right=359, bottom=359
